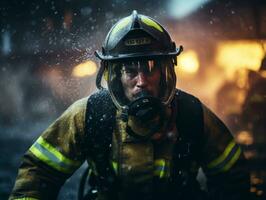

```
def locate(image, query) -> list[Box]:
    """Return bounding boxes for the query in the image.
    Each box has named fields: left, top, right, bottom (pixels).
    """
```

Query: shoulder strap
left=175, top=89, right=204, bottom=145
left=170, top=90, right=205, bottom=197
left=173, top=89, right=204, bottom=177
left=77, top=89, right=119, bottom=199
left=84, top=89, right=117, bottom=190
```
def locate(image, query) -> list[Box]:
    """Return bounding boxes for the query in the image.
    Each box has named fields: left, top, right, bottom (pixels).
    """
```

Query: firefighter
left=9, top=11, right=250, bottom=200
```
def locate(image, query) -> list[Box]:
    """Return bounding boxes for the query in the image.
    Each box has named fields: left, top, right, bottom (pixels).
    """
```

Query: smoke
left=0, top=61, right=58, bottom=127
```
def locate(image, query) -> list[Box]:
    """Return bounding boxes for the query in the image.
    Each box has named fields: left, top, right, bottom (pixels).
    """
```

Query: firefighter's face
left=120, top=60, right=161, bottom=101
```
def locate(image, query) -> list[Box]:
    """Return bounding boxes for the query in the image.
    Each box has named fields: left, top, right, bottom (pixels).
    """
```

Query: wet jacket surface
left=9, top=89, right=250, bottom=200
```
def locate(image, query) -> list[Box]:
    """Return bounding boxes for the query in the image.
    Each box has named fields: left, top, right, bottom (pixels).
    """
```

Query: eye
left=125, top=68, right=137, bottom=74
left=121, top=64, right=138, bottom=77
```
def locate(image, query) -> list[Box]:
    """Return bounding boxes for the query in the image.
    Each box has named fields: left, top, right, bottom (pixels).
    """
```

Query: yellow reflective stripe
left=154, top=159, right=165, bottom=178
left=13, top=197, right=39, bottom=200
left=29, top=136, right=81, bottom=174
left=154, top=159, right=169, bottom=178
left=207, top=139, right=236, bottom=168
left=206, top=139, right=242, bottom=174
left=30, top=145, right=71, bottom=173
left=223, top=146, right=241, bottom=172
left=140, top=16, right=163, bottom=32
left=112, top=17, right=131, bottom=35
left=36, top=137, right=81, bottom=167
left=112, top=161, right=118, bottom=174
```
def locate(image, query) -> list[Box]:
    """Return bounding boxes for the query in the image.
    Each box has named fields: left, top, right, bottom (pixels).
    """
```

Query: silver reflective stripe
left=30, top=136, right=81, bottom=174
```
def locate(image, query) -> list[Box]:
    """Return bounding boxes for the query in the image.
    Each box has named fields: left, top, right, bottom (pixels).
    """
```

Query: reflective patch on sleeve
left=29, top=136, right=82, bottom=174
left=13, top=198, right=38, bottom=200
left=206, top=139, right=241, bottom=174
left=140, top=16, right=163, bottom=32
left=154, top=159, right=170, bottom=178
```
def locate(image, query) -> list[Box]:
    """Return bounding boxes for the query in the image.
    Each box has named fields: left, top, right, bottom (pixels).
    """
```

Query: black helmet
left=95, top=10, right=182, bottom=61
left=95, top=11, right=183, bottom=110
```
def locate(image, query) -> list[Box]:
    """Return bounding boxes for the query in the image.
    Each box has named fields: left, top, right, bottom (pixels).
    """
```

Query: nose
left=136, top=72, right=148, bottom=88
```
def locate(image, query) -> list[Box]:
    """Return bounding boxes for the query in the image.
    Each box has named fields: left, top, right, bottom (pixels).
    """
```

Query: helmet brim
left=95, top=46, right=183, bottom=61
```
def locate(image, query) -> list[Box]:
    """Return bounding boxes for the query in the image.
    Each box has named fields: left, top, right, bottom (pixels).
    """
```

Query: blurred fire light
left=236, top=130, right=254, bottom=145
left=256, top=190, right=264, bottom=196
left=176, top=50, right=199, bottom=74
left=260, top=70, right=266, bottom=78
left=244, top=150, right=257, bottom=160
left=216, top=40, right=266, bottom=79
left=251, top=176, right=264, bottom=185
left=72, top=60, right=97, bottom=77
left=250, top=173, right=264, bottom=196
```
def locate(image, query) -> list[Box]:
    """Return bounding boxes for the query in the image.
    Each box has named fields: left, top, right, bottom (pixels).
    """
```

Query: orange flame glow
left=236, top=130, right=254, bottom=145
left=72, top=60, right=97, bottom=77
left=176, top=50, right=199, bottom=74
left=216, top=40, right=266, bottom=79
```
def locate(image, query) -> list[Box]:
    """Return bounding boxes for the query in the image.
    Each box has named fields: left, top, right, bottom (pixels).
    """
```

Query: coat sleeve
left=9, top=97, right=88, bottom=200
left=199, top=104, right=250, bottom=200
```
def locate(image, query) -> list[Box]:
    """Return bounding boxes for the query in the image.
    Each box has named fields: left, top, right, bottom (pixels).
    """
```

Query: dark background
left=1, top=0, right=266, bottom=199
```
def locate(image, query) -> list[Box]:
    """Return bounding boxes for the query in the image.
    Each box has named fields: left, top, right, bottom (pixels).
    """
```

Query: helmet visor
left=107, top=58, right=176, bottom=109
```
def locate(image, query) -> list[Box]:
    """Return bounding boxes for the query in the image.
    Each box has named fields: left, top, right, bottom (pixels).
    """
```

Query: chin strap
left=96, top=62, right=105, bottom=90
